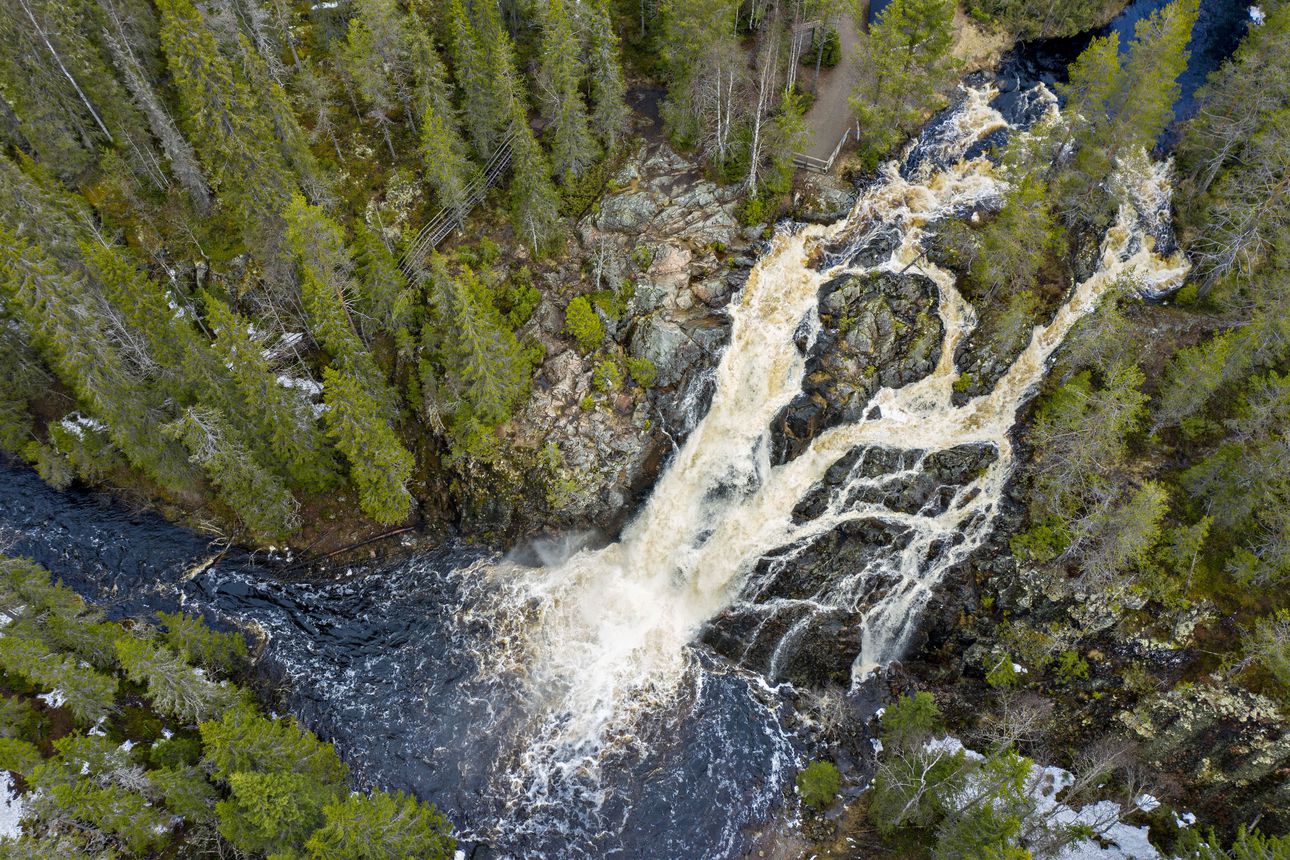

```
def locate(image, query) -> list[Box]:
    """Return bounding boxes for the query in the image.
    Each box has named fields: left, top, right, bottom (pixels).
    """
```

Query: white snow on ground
left=276, top=375, right=323, bottom=396
left=58, top=414, right=108, bottom=440
left=0, top=773, right=23, bottom=839
left=1250, top=5, right=1266, bottom=24
left=921, top=738, right=1164, bottom=860
left=925, top=735, right=984, bottom=761
left=36, top=690, right=65, bottom=709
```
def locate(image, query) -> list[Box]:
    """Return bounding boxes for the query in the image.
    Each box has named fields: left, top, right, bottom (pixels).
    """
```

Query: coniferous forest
left=0, top=0, right=1288, bottom=856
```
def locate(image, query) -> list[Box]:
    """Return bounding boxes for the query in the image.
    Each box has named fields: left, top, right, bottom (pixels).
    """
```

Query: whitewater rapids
left=475, top=83, right=1189, bottom=840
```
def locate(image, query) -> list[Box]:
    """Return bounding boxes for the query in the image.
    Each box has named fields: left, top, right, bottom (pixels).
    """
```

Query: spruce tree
left=538, top=0, right=598, bottom=180
left=306, top=790, right=457, bottom=859
left=0, top=224, right=196, bottom=492
left=162, top=405, right=302, bottom=541
left=321, top=366, right=415, bottom=524
left=421, top=102, right=477, bottom=228
left=508, top=104, right=562, bottom=254
left=446, top=0, right=504, bottom=159
left=156, top=0, right=298, bottom=272
left=585, top=0, right=630, bottom=150
left=203, top=292, right=337, bottom=492
left=283, top=193, right=388, bottom=390
left=427, top=258, right=529, bottom=458
left=115, top=633, right=240, bottom=723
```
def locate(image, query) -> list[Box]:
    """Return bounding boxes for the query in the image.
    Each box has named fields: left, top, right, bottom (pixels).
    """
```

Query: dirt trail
left=801, top=12, right=863, bottom=163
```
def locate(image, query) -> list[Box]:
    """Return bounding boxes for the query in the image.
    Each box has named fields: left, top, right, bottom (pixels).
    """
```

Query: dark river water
left=0, top=458, right=800, bottom=858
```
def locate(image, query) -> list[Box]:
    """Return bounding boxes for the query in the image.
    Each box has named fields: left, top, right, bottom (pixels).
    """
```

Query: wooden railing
left=398, top=131, right=516, bottom=275
left=792, top=124, right=856, bottom=173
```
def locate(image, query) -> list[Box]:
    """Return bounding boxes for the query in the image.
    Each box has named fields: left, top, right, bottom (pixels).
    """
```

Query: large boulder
left=629, top=314, right=702, bottom=388
left=772, top=271, right=943, bottom=462
left=598, top=191, right=659, bottom=232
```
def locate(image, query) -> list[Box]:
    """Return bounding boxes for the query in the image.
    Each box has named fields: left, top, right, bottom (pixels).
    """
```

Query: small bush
left=564, top=296, right=605, bottom=353
left=496, top=266, right=540, bottom=329
left=1055, top=650, right=1090, bottom=684
left=592, top=359, right=623, bottom=392
left=810, top=27, right=841, bottom=68
left=797, top=760, right=841, bottom=810
left=985, top=654, right=1020, bottom=689
left=150, top=734, right=203, bottom=768
left=738, top=195, right=768, bottom=227
left=626, top=357, right=657, bottom=388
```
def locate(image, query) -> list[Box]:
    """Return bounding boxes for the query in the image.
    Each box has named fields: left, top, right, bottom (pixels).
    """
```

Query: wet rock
left=772, top=271, right=943, bottom=463
left=792, top=443, right=997, bottom=523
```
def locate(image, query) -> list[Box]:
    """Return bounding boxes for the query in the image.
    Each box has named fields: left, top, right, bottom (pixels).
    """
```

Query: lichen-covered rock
left=629, top=314, right=702, bottom=389
left=1118, top=680, right=1290, bottom=832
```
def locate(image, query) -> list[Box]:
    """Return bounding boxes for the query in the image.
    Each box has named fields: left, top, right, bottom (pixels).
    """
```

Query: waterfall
left=473, top=84, right=1189, bottom=836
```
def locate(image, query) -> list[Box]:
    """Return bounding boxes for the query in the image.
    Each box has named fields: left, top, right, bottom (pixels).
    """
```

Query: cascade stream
left=0, top=82, right=1188, bottom=858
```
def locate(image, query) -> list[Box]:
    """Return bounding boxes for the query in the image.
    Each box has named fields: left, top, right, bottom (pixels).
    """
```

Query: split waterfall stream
left=0, top=82, right=1188, bottom=857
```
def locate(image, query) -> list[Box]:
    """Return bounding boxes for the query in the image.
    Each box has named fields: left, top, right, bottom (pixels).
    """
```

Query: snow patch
left=1250, top=5, right=1266, bottom=24
left=0, top=772, right=24, bottom=839
left=277, top=375, right=323, bottom=397
left=58, top=413, right=108, bottom=440
left=37, top=690, right=66, bottom=709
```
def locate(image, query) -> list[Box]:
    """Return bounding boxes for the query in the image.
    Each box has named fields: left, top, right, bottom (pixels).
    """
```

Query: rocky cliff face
left=453, top=143, right=768, bottom=541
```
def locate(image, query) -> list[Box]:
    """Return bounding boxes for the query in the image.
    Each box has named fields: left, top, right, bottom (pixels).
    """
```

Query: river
left=0, top=13, right=1235, bottom=856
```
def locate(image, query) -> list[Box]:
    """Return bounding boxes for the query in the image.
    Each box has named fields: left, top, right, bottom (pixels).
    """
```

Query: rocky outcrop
left=469, top=142, right=764, bottom=540
left=1119, top=681, right=1290, bottom=832
left=772, top=270, right=943, bottom=462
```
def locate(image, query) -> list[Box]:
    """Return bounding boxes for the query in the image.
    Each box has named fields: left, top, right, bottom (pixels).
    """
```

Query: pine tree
left=321, top=366, right=415, bottom=524
left=538, top=0, right=598, bottom=180
left=1113, top=0, right=1200, bottom=152
left=971, top=174, right=1064, bottom=296
left=849, top=0, right=957, bottom=166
